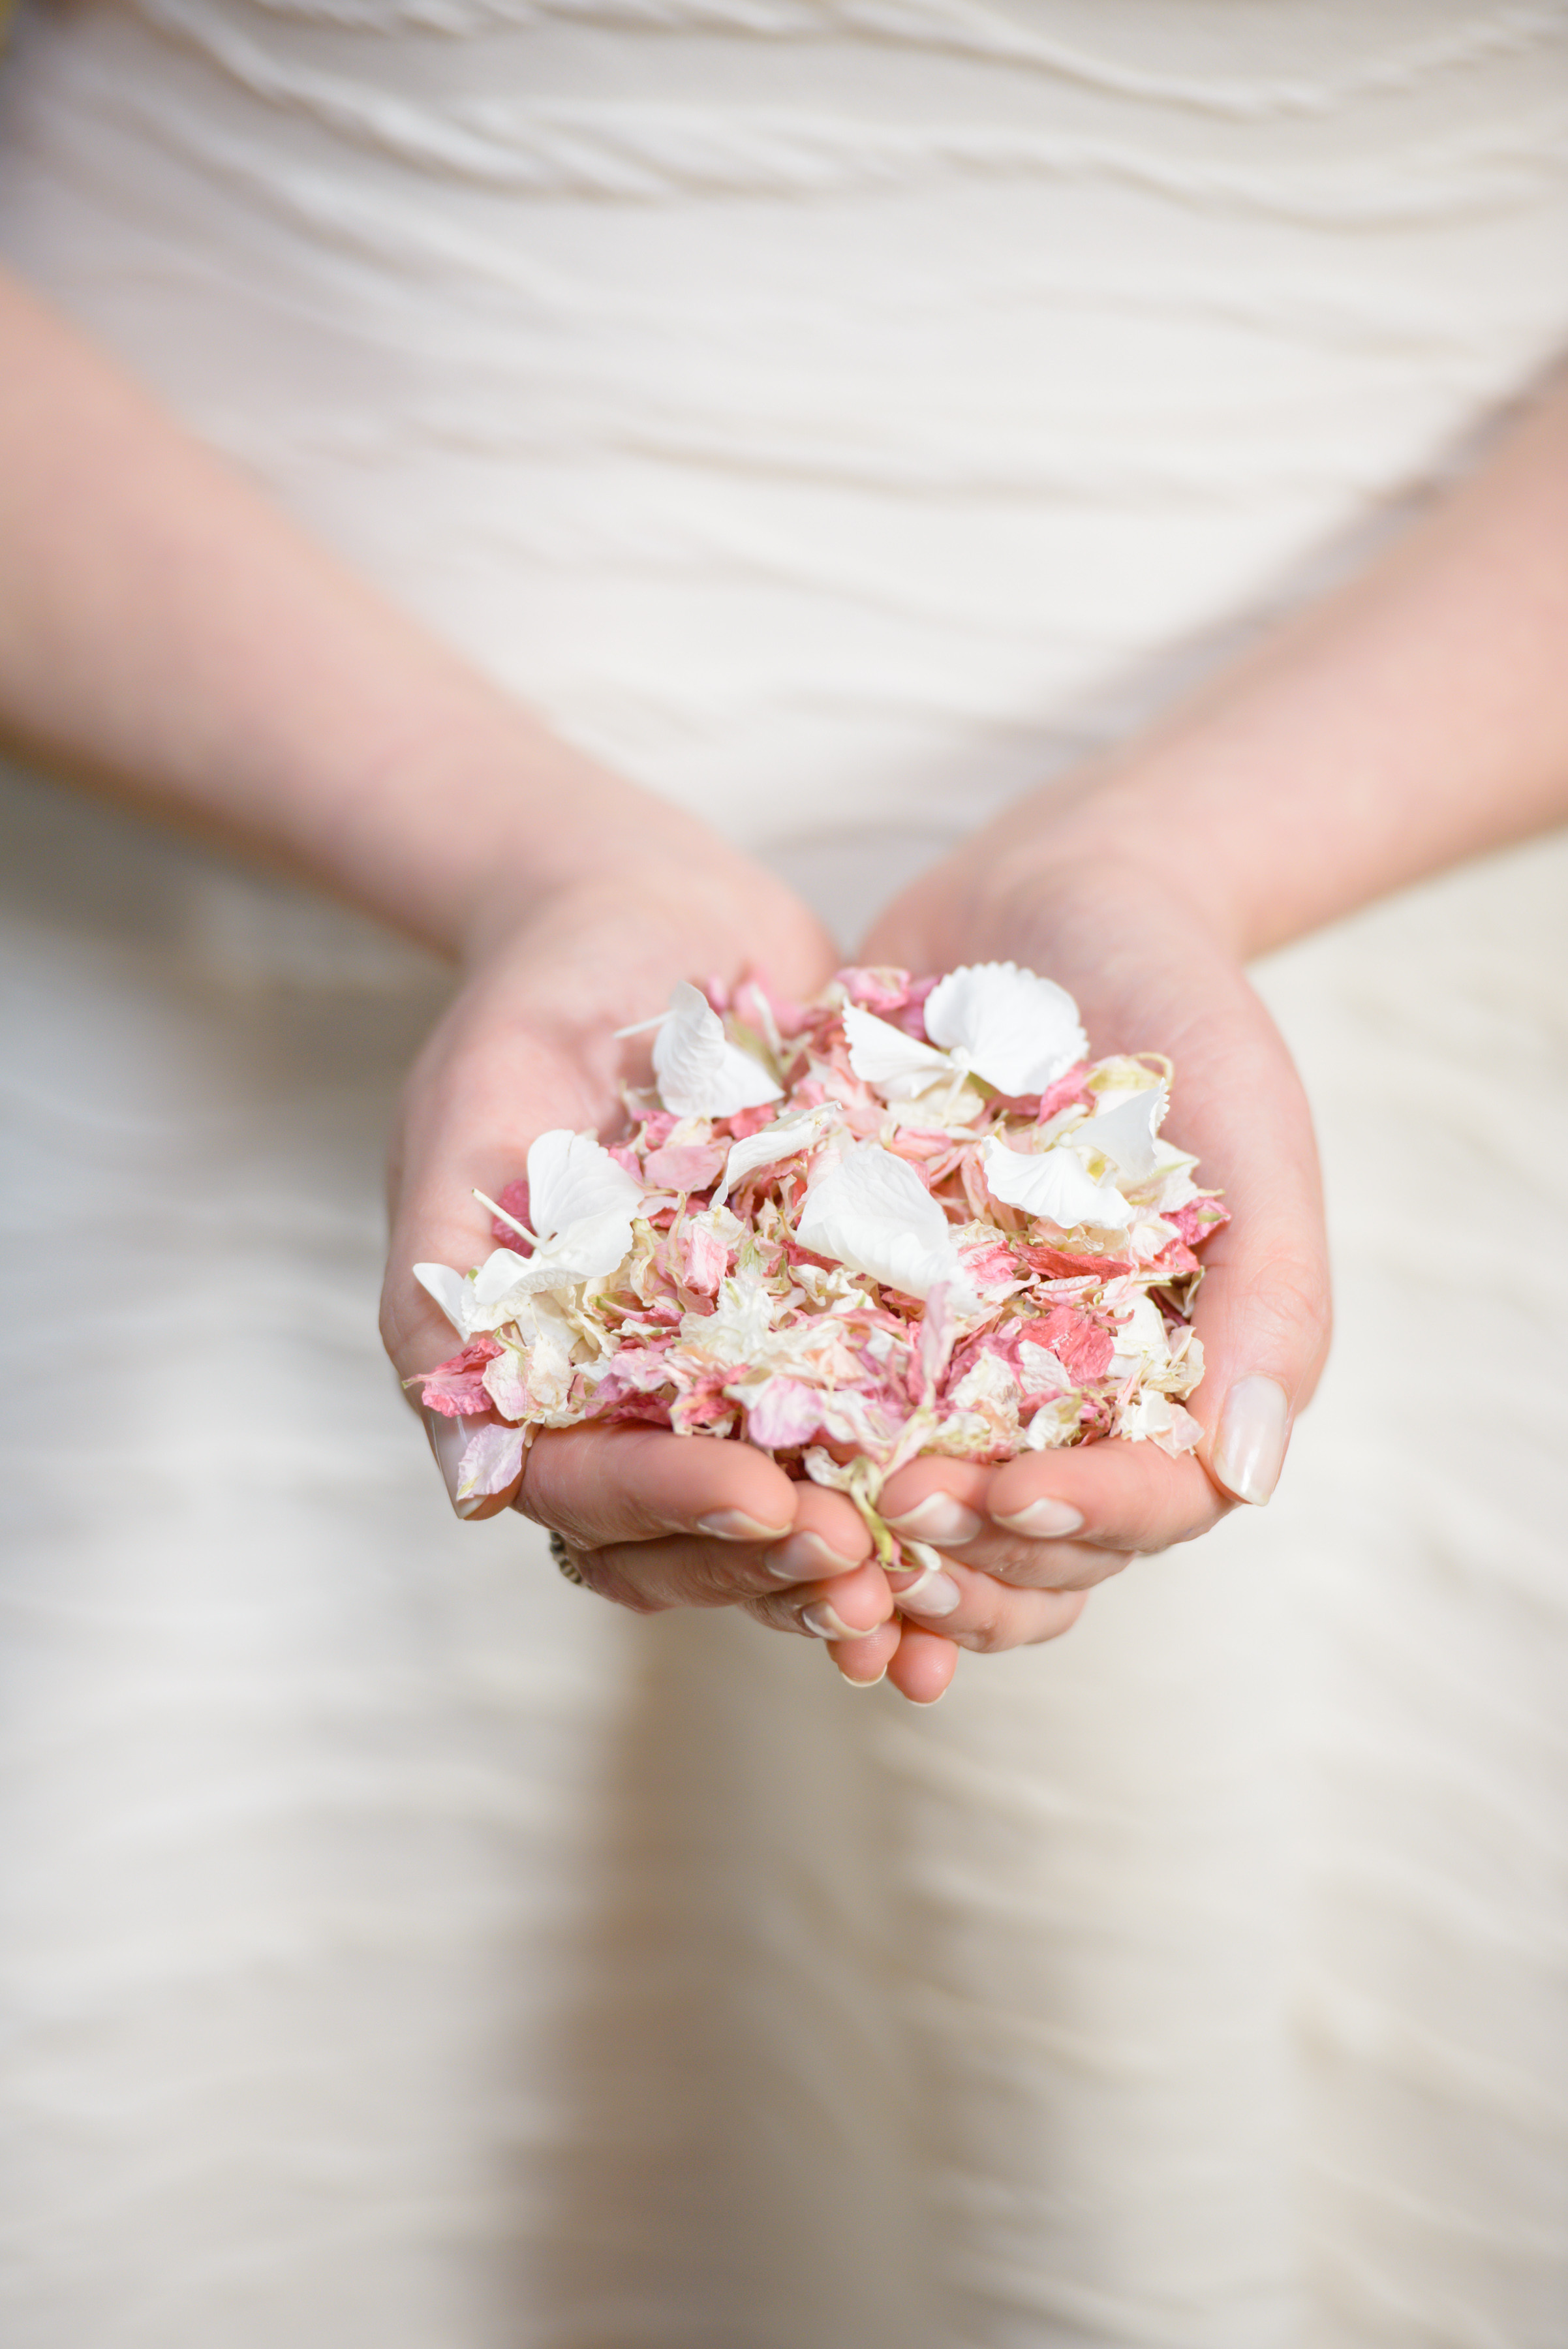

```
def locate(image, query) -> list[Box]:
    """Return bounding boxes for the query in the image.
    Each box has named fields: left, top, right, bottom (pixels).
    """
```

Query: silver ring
left=547, top=1528, right=589, bottom=1587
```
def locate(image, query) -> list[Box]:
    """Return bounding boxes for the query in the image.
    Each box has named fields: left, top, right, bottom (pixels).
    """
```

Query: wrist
left=337, top=671, right=713, bottom=962
left=912, top=759, right=1249, bottom=981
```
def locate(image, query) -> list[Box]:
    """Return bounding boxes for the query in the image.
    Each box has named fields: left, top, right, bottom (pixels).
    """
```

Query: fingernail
left=842, top=1665, right=888, bottom=1688
left=884, top=1493, right=983, bottom=1544
left=763, top=1529, right=861, bottom=1582
left=991, top=1496, right=1084, bottom=1539
left=697, top=1509, right=793, bottom=1542
left=896, top=1571, right=961, bottom=1618
left=424, top=1409, right=484, bottom=1519
left=801, top=1602, right=878, bottom=1642
left=1211, top=1375, right=1291, bottom=1506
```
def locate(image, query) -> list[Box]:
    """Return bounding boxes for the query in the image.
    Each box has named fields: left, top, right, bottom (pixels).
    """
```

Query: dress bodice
left=3, top=0, right=1565, bottom=909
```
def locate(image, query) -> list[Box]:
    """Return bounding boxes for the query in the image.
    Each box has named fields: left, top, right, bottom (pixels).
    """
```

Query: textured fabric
left=1, top=5, right=1566, bottom=2342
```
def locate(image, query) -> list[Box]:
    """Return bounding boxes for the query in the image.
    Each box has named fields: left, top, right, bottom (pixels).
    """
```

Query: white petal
left=795, top=1143, right=973, bottom=1302
left=1072, top=1086, right=1165, bottom=1181
left=526, top=1127, right=643, bottom=1239
left=472, top=1246, right=539, bottom=1306
left=714, top=1102, right=840, bottom=1205
left=413, top=1260, right=478, bottom=1336
left=842, top=1004, right=953, bottom=1099
left=653, top=981, right=782, bottom=1118
left=982, top=1135, right=1133, bottom=1231
left=492, top=1212, right=635, bottom=1300
left=1109, top=1293, right=1171, bottom=1366
left=925, top=962, right=1088, bottom=1096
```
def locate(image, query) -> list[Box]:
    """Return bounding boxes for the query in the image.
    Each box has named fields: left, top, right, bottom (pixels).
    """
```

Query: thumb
left=1180, top=970, right=1332, bottom=1508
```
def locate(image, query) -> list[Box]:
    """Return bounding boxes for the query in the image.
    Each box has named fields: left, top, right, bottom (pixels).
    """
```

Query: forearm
left=0, top=268, right=706, bottom=959
left=994, top=369, right=1568, bottom=959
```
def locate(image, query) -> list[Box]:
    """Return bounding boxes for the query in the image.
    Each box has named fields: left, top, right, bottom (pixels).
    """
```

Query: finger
left=884, top=1623, right=961, bottom=1706
left=880, top=1449, right=1225, bottom=1578
left=753, top=1479, right=876, bottom=1585
left=890, top=1558, right=1093, bottom=1653
left=826, top=1620, right=903, bottom=1688
left=423, top=1406, right=520, bottom=1522
left=1158, top=966, right=1332, bottom=1509
left=745, top=1559, right=893, bottom=1636
left=575, top=1522, right=891, bottom=1616
left=520, top=1424, right=802, bottom=1549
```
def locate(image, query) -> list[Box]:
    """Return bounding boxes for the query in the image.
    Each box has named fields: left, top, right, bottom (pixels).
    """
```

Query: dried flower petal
left=924, top=962, right=1088, bottom=1096
left=653, top=981, right=782, bottom=1118
left=982, top=1135, right=1133, bottom=1231
left=796, top=1143, right=978, bottom=1307
left=411, top=962, right=1229, bottom=1512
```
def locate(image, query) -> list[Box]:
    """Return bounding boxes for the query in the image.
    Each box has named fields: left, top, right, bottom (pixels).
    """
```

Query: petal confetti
left=412, top=964, right=1228, bottom=1529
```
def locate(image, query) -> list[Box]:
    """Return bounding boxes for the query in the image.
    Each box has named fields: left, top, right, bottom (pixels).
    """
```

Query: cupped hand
left=854, top=827, right=1333, bottom=1695
left=378, top=841, right=910, bottom=1677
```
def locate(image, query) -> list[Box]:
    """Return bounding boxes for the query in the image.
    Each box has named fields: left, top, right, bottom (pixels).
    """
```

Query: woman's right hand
left=378, top=841, right=911, bottom=1689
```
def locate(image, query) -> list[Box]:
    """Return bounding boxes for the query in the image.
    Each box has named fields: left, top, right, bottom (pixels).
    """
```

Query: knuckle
left=1243, top=1254, right=1334, bottom=1376
left=742, top=1593, right=802, bottom=1636
left=982, top=1543, right=1079, bottom=1587
left=1032, top=1593, right=1089, bottom=1645
left=577, top=1550, right=667, bottom=1614
left=953, top=1613, right=1011, bottom=1655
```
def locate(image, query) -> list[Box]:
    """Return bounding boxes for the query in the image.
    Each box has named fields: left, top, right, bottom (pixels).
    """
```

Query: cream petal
left=652, top=981, right=782, bottom=1117
left=982, top=1135, right=1133, bottom=1231
left=493, top=1212, right=634, bottom=1299
left=472, top=1246, right=538, bottom=1307
left=714, top=1102, right=839, bottom=1205
left=925, top=962, right=1087, bottom=1096
left=1073, top=1086, right=1166, bottom=1180
left=842, top=1003, right=953, bottom=1099
left=412, top=1260, right=478, bottom=1336
left=526, top=1127, right=643, bottom=1238
left=647, top=977, right=779, bottom=1113
left=795, top=1143, right=974, bottom=1302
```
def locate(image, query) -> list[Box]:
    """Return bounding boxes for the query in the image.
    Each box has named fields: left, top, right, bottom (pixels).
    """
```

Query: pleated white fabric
left=1, top=4, right=1566, bottom=2342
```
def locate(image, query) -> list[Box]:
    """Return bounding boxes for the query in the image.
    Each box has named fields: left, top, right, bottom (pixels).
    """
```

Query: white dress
left=1, top=5, right=1566, bottom=2343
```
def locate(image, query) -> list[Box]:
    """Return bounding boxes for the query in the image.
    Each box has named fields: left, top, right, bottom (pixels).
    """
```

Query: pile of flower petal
left=413, top=964, right=1228, bottom=1520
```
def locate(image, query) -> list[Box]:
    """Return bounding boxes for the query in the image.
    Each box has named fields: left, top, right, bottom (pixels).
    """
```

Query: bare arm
left=0, top=266, right=905, bottom=1680
left=0, top=264, right=718, bottom=955
left=860, top=369, right=1568, bottom=1692
left=960, top=368, right=1568, bottom=964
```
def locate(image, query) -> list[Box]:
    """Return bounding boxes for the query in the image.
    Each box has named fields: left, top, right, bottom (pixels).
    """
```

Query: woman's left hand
left=850, top=814, right=1333, bottom=1706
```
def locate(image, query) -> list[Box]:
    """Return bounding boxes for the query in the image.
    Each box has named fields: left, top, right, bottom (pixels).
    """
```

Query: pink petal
left=722, top=1102, right=778, bottom=1140
left=1024, top=1240, right=1132, bottom=1282
left=833, top=965, right=915, bottom=1015
left=1034, top=1304, right=1115, bottom=1385
left=1165, top=1198, right=1231, bottom=1246
left=455, top=1420, right=527, bottom=1501
left=677, top=1218, right=730, bottom=1295
left=415, top=1336, right=503, bottom=1417
left=1032, top=1063, right=1094, bottom=1122
left=644, top=1141, right=728, bottom=1191
left=744, top=1378, right=825, bottom=1451
left=490, top=1180, right=530, bottom=1247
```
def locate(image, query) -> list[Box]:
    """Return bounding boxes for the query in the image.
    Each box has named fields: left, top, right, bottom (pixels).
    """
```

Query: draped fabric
left=1, top=5, right=1566, bottom=2341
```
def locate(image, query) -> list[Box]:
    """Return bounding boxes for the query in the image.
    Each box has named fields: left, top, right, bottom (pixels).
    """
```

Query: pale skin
left=3, top=261, right=1566, bottom=1704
